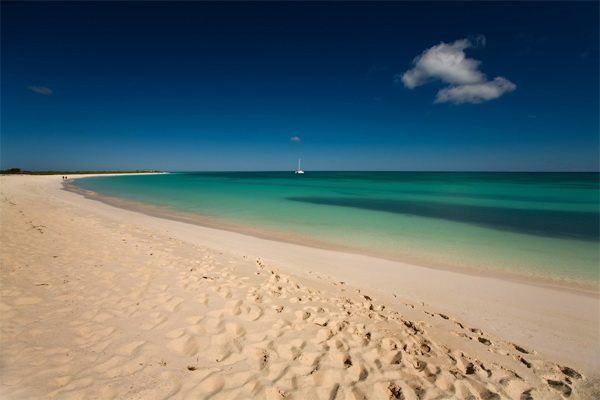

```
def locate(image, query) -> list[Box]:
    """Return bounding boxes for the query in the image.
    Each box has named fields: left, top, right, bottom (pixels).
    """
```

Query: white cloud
left=435, top=77, right=517, bottom=104
left=399, top=36, right=516, bottom=104
left=28, top=86, right=53, bottom=95
left=401, top=37, right=485, bottom=88
left=290, top=136, right=301, bottom=142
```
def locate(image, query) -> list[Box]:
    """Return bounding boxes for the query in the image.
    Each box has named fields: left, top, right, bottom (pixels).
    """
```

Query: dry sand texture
left=1, top=175, right=598, bottom=399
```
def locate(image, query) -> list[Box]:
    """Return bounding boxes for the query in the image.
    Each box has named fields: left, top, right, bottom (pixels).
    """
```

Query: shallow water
left=73, top=172, right=599, bottom=291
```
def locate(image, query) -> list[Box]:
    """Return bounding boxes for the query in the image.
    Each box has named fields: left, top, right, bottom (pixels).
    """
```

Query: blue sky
left=2, top=1, right=598, bottom=172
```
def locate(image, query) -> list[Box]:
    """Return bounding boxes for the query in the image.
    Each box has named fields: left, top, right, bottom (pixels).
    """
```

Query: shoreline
left=66, top=175, right=599, bottom=296
left=2, top=174, right=599, bottom=399
left=57, top=174, right=600, bottom=370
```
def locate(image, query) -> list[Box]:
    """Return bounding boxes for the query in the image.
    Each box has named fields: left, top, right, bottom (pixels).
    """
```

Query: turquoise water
left=72, top=172, right=599, bottom=291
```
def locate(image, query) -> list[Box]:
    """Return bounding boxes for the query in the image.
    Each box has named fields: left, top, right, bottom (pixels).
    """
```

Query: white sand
left=1, top=174, right=598, bottom=399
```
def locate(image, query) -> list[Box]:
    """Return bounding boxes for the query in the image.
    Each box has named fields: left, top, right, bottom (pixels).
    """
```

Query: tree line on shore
left=1, top=168, right=162, bottom=175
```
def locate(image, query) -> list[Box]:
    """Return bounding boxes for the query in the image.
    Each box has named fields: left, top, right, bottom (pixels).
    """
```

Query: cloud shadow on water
left=286, top=196, right=599, bottom=241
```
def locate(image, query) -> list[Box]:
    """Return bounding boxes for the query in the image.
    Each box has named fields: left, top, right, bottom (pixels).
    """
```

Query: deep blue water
left=72, top=172, right=599, bottom=291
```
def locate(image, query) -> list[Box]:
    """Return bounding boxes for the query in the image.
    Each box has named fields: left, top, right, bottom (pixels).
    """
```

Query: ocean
left=71, top=172, right=599, bottom=292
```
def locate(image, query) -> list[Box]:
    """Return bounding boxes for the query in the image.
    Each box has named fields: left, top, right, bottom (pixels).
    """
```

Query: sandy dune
left=1, top=175, right=598, bottom=399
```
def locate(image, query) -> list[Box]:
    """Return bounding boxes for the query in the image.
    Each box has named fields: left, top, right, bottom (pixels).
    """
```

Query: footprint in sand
left=298, top=351, right=322, bottom=368
left=265, top=386, right=290, bottom=400
left=263, top=323, right=291, bottom=340
left=190, top=375, right=225, bottom=397
left=114, top=340, right=146, bottom=357
left=50, top=376, right=71, bottom=388
left=458, top=377, right=502, bottom=400
left=168, top=334, right=200, bottom=357
left=197, top=293, right=210, bottom=305
left=295, top=310, right=310, bottom=320
left=238, top=304, right=264, bottom=322
left=139, top=311, right=169, bottom=330
left=204, top=315, right=226, bottom=335
left=560, top=365, right=582, bottom=380
left=186, top=324, right=206, bottom=336
left=477, top=336, right=492, bottom=346
left=327, top=338, right=349, bottom=352
left=226, top=322, right=246, bottom=338
left=265, top=360, right=291, bottom=382
left=212, top=285, right=233, bottom=299
left=501, top=378, right=533, bottom=399
left=207, top=333, right=241, bottom=362
left=511, top=342, right=535, bottom=355
left=249, top=348, right=271, bottom=371
left=162, top=296, right=184, bottom=313
left=276, top=340, right=304, bottom=361
left=346, top=361, right=368, bottom=383
left=377, top=346, right=403, bottom=365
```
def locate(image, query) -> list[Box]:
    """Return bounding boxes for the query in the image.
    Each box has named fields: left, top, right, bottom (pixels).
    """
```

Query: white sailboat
left=295, top=159, right=305, bottom=174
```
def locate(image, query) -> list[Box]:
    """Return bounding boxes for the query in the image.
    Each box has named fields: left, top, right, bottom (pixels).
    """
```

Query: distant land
left=0, top=168, right=162, bottom=175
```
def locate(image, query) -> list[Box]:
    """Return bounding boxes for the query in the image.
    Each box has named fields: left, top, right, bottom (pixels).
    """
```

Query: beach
left=1, top=174, right=598, bottom=399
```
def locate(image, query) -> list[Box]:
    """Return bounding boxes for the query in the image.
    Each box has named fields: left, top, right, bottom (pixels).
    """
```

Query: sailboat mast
left=295, top=158, right=304, bottom=173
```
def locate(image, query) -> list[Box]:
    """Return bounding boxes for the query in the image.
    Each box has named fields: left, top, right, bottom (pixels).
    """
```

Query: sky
left=1, top=1, right=598, bottom=172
